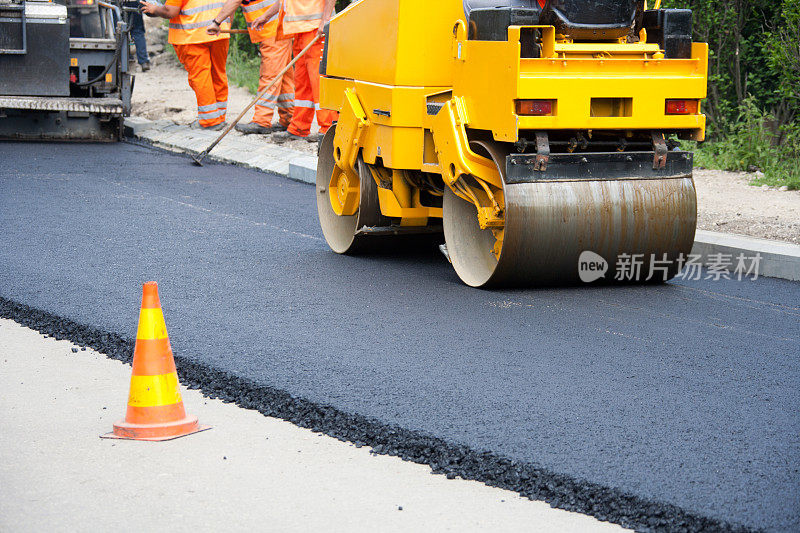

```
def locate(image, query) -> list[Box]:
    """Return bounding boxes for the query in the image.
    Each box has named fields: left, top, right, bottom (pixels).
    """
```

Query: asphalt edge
left=124, top=117, right=800, bottom=282
left=0, top=296, right=754, bottom=533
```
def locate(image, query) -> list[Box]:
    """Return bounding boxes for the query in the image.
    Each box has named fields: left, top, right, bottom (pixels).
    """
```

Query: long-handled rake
left=191, top=33, right=321, bottom=166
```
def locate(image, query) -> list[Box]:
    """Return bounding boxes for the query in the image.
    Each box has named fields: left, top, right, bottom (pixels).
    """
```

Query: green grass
left=687, top=140, right=800, bottom=190
left=226, top=44, right=260, bottom=95
left=749, top=170, right=800, bottom=190
left=225, top=11, right=260, bottom=95
left=686, top=97, right=800, bottom=190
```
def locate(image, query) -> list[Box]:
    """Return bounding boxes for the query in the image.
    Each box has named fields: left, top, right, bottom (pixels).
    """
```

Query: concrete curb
left=124, top=116, right=316, bottom=184
left=288, top=155, right=318, bottom=185
left=692, top=230, right=800, bottom=282
left=124, top=116, right=800, bottom=282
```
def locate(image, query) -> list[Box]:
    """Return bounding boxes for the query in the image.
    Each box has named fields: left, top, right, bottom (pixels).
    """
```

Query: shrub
left=691, top=97, right=800, bottom=190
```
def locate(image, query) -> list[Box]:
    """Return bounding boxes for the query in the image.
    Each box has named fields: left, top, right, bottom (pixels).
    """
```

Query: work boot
left=273, top=122, right=289, bottom=132
left=305, top=133, right=322, bottom=144
left=141, top=62, right=151, bottom=72
left=190, top=120, right=227, bottom=131
left=235, top=122, right=271, bottom=135
left=270, top=130, right=306, bottom=144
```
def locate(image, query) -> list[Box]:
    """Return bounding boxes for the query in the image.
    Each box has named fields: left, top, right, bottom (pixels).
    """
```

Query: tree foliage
left=662, top=0, right=798, bottom=139
left=661, top=0, right=798, bottom=188
left=767, top=0, right=800, bottom=117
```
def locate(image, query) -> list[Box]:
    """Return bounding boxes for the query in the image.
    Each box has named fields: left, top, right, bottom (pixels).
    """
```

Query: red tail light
left=665, top=99, right=698, bottom=115
left=516, top=99, right=554, bottom=116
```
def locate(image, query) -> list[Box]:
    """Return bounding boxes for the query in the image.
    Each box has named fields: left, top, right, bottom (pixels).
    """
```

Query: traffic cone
left=102, top=282, right=209, bottom=441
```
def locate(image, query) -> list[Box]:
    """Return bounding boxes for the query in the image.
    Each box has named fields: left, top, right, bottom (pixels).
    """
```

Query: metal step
left=0, top=95, right=123, bottom=114
left=70, top=38, right=117, bottom=51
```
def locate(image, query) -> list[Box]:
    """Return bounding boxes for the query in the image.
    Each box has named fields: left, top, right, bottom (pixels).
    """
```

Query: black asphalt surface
left=1, top=142, right=798, bottom=531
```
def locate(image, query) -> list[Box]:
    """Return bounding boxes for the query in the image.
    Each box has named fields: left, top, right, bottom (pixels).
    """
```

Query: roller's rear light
left=665, top=99, right=699, bottom=115
left=516, top=99, right=554, bottom=116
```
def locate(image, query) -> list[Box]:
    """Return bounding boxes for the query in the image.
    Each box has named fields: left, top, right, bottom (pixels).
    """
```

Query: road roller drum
left=316, top=0, right=708, bottom=287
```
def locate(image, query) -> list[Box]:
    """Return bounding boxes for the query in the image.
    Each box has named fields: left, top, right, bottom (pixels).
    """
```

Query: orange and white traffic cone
left=102, top=282, right=209, bottom=441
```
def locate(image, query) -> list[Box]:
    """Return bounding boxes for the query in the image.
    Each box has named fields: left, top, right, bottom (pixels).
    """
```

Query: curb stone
left=124, top=116, right=311, bottom=183
left=124, top=117, right=800, bottom=282
left=692, top=230, right=800, bottom=282
left=122, top=116, right=154, bottom=137
left=288, top=155, right=318, bottom=184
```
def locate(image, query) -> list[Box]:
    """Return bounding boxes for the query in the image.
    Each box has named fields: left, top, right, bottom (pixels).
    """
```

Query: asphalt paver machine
left=0, top=0, right=133, bottom=140
left=316, top=0, right=708, bottom=286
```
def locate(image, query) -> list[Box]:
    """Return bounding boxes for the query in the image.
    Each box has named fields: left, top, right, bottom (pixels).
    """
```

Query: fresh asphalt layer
left=1, top=142, right=798, bottom=532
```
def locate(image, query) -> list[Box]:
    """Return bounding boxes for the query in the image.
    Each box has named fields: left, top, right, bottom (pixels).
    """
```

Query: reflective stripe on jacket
left=240, top=0, right=278, bottom=42
left=279, top=0, right=324, bottom=36
left=166, top=0, right=231, bottom=45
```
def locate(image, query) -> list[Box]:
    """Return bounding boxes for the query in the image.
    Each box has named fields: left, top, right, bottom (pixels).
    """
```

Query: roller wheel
left=316, top=124, right=390, bottom=253
left=443, top=140, right=697, bottom=287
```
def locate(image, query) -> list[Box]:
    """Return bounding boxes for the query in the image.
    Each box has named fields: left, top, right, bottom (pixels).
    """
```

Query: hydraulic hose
left=72, top=45, right=121, bottom=87
left=72, top=1, right=124, bottom=88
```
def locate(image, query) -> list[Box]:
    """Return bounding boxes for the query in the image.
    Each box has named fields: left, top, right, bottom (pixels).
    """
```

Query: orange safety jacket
left=167, top=0, right=232, bottom=45
left=279, top=0, right=325, bottom=36
left=240, top=0, right=278, bottom=43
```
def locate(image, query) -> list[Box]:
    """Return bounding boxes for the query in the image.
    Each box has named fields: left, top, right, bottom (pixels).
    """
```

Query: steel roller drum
left=443, top=140, right=698, bottom=287
left=316, top=125, right=390, bottom=254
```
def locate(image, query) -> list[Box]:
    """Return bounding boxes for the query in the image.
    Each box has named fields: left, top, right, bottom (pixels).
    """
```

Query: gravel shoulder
left=695, top=169, right=800, bottom=244
left=131, top=19, right=800, bottom=245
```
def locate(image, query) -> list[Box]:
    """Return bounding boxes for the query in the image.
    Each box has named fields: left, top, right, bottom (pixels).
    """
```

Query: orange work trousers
left=287, top=30, right=337, bottom=137
left=174, top=40, right=230, bottom=127
left=253, top=37, right=294, bottom=128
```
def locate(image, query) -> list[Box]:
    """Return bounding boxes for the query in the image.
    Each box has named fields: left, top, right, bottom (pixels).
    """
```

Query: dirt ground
left=695, top=169, right=800, bottom=244
left=130, top=20, right=800, bottom=245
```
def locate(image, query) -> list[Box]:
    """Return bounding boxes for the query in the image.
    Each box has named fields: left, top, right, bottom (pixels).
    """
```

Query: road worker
left=126, top=1, right=151, bottom=71
left=207, top=0, right=294, bottom=134
left=140, top=0, right=230, bottom=130
left=251, top=0, right=337, bottom=143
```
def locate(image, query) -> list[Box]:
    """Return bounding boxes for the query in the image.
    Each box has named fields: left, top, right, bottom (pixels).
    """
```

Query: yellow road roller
left=316, top=0, right=708, bottom=287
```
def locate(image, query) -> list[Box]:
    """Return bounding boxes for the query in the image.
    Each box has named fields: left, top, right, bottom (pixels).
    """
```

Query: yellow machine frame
left=320, top=0, right=707, bottom=227
left=320, top=0, right=707, bottom=237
